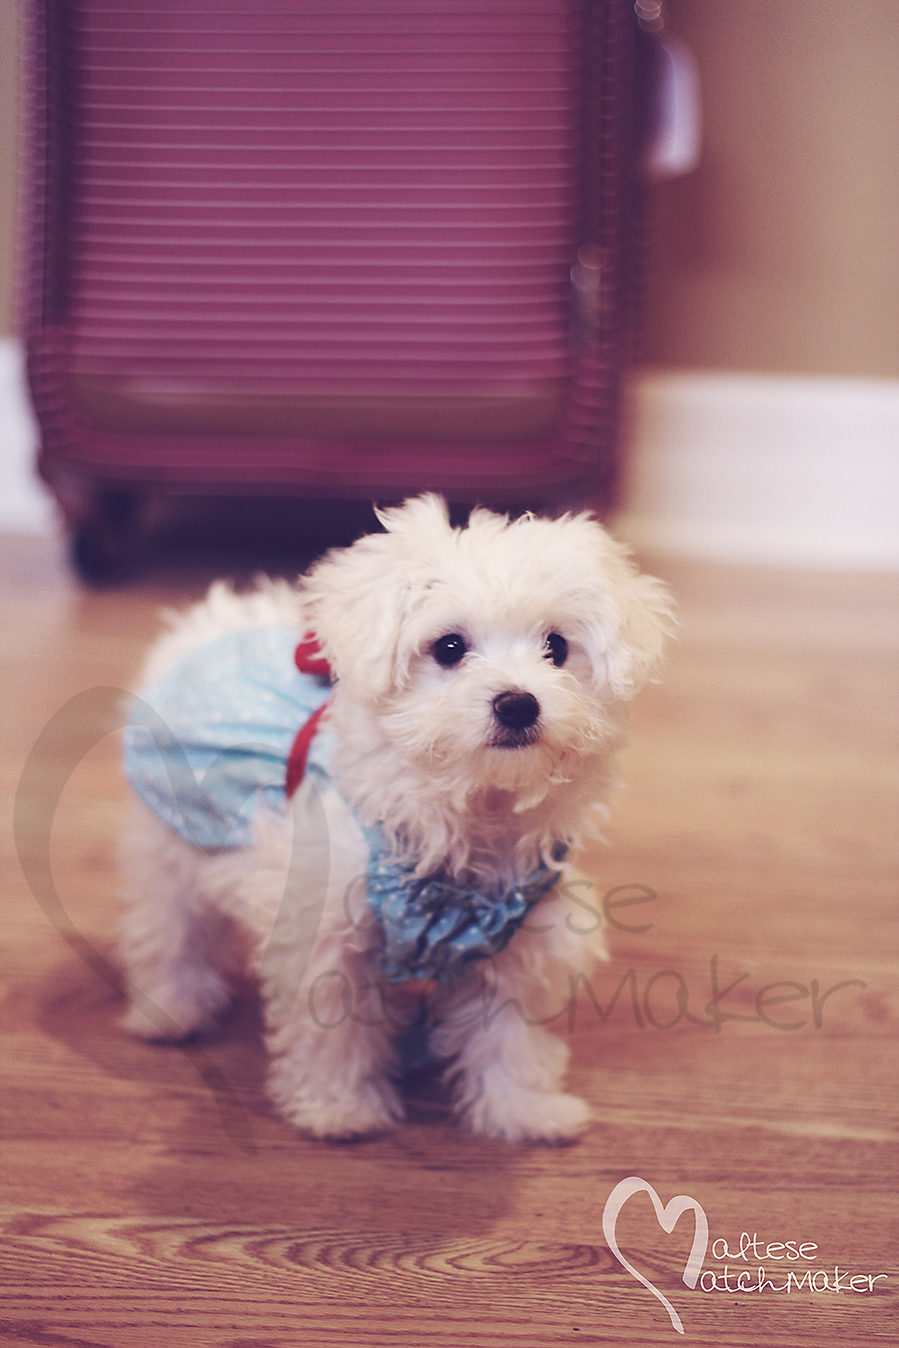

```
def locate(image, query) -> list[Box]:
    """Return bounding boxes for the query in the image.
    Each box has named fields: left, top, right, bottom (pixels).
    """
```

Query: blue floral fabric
left=123, top=626, right=334, bottom=850
left=365, top=832, right=569, bottom=984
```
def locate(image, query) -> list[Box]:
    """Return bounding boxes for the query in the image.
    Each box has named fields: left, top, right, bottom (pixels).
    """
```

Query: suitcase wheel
left=71, top=491, right=145, bottom=584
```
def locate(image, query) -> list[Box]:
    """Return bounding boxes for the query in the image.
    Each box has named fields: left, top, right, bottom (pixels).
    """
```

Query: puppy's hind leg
left=118, top=804, right=235, bottom=1040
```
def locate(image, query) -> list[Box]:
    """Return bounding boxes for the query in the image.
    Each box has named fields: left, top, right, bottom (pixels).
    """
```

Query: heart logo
left=602, top=1176, right=709, bottom=1335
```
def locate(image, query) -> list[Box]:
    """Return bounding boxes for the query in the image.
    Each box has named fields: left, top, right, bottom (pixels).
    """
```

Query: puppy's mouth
left=490, top=724, right=541, bottom=750
left=489, top=690, right=541, bottom=750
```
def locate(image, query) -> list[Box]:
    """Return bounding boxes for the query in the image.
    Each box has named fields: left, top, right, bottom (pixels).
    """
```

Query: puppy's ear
left=300, top=496, right=453, bottom=700
left=300, top=534, right=403, bottom=699
left=582, top=530, right=675, bottom=700
left=604, top=567, right=674, bottom=699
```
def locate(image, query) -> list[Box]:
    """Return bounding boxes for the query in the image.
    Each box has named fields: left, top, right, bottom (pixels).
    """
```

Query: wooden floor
left=1, top=529, right=896, bottom=1348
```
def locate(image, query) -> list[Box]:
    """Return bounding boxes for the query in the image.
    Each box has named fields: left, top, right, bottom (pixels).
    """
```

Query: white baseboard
left=615, top=370, right=899, bottom=569
left=0, top=339, right=55, bottom=534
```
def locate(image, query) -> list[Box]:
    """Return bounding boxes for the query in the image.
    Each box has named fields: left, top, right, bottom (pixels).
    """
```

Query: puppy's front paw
left=267, top=1068, right=404, bottom=1141
left=465, top=1087, right=593, bottom=1145
left=119, top=974, right=230, bottom=1041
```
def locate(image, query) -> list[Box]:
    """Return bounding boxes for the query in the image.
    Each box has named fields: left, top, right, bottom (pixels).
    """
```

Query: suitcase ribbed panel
left=24, top=0, right=637, bottom=502
left=68, top=0, right=579, bottom=393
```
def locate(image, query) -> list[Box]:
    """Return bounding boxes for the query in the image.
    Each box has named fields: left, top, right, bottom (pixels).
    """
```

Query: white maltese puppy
left=119, top=495, right=671, bottom=1143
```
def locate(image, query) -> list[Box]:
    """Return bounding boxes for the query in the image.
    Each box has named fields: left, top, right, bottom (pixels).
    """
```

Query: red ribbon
left=286, top=635, right=332, bottom=798
left=294, top=634, right=332, bottom=678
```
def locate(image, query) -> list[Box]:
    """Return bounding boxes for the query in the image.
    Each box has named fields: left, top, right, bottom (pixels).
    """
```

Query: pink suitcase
left=23, top=0, right=645, bottom=574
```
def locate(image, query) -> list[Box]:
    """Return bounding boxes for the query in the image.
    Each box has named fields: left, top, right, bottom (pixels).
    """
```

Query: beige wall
left=642, top=0, right=899, bottom=378
left=1, top=0, right=897, bottom=376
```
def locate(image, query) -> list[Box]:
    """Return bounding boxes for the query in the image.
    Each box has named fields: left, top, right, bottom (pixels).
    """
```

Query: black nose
left=492, top=691, right=540, bottom=730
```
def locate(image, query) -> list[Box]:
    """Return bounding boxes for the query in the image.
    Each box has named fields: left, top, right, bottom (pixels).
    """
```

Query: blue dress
left=123, top=626, right=567, bottom=985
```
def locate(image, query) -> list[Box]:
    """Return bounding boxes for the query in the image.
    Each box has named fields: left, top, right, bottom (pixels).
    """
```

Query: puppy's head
left=303, top=495, right=672, bottom=799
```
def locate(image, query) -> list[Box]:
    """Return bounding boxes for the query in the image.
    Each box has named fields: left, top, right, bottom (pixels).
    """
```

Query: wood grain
left=1, top=535, right=896, bottom=1347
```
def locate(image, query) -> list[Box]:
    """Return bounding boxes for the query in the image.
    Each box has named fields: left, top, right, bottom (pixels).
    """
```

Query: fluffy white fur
left=118, top=495, right=671, bottom=1143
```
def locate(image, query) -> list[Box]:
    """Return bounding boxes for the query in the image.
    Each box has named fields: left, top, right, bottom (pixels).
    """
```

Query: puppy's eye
left=432, top=633, right=468, bottom=667
left=544, top=632, right=568, bottom=667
